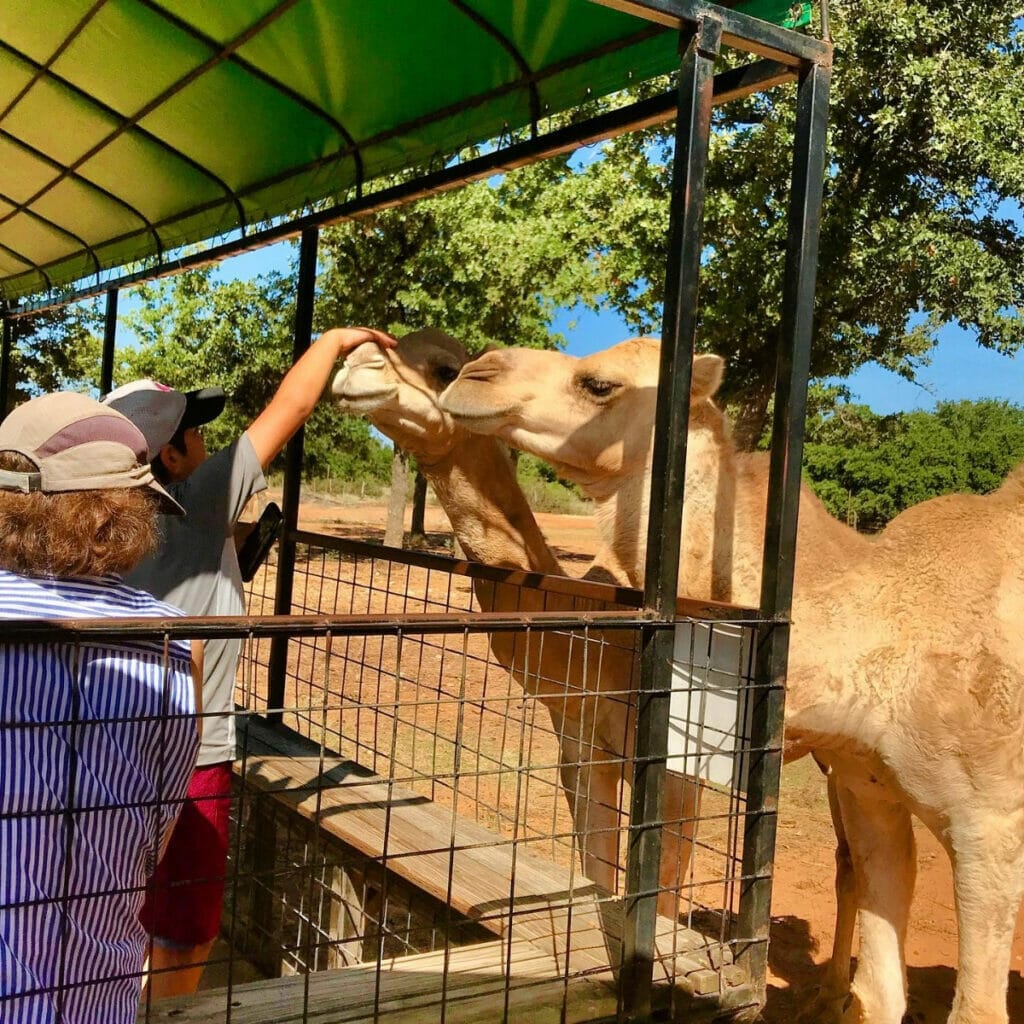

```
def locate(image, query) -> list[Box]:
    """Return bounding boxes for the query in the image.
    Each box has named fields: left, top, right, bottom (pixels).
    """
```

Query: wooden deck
left=139, top=717, right=758, bottom=1023
left=143, top=937, right=616, bottom=1024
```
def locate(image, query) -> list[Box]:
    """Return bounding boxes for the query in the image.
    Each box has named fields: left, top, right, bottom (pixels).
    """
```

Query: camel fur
left=438, top=335, right=1024, bottom=1024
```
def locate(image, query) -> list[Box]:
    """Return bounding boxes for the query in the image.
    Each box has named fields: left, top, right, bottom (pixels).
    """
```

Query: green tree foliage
left=515, top=453, right=591, bottom=515
left=311, top=162, right=610, bottom=509
left=803, top=399, right=1024, bottom=531
left=10, top=2, right=1023, bottom=496
left=121, top=267, right=391, bottom=482
left=96, top=159, right=608, bottom=486
left=4, top=301, right=104, bottom=404
left=315, top=159, right=602, bottom=350
left=560, top=2, right=1024, bottom=446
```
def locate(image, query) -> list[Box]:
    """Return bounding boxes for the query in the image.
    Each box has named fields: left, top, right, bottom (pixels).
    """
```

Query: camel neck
left=419, top=434, right=562, bottom=575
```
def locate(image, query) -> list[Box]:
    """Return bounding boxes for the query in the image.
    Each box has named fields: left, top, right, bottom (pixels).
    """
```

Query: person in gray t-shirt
left=104, top=325, right=395, bottom=998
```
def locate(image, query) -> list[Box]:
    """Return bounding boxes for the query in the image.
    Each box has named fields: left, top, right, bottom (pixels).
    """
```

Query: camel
left=438, top=335, right=1024, bottom=1024
left=329, top=328, right=700, bottom=917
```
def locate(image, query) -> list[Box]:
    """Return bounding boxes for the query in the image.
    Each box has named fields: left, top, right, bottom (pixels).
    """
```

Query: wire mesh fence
left=228, top=532, right=775, bottom=1020
left=1, top=528, right=778, bottom=1024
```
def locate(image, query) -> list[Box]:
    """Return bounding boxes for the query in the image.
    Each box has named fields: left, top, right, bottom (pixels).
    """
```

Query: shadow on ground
left=762, top=914, right=1024, bottom=1024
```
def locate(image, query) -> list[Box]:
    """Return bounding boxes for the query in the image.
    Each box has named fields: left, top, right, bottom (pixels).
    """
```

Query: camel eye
left=578, top=375, right=621, bottom=400
left=434, top=364, right=459, bottom=386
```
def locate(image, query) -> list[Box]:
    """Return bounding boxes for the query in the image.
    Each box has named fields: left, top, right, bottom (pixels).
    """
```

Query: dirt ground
left=284, top=495, right=1024, bottom=1023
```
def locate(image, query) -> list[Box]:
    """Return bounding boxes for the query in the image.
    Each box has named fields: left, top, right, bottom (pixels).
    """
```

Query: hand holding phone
left=237, top=501, right=283, bottom=582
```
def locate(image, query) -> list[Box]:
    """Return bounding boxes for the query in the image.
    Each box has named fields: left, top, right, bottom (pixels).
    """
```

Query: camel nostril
left=458, top=365, right=500, bottom=383
left=330, top=366, right=348, bottom=395
left=456, top=350, right=508, bottom=381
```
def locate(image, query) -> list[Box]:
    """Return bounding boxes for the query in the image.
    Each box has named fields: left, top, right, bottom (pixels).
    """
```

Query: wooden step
left=238, top=746, right=738, bottom=974
left=139, top=937, right=617, bottom=1024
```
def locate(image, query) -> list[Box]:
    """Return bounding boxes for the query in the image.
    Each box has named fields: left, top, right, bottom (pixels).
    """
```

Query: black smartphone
left=237, top=501, right=283, bottom=582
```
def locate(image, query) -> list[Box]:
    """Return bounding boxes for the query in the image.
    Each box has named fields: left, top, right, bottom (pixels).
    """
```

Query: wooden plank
left=239, top=754, right=737, bottom=978
left=292, top=530, right=764, bottom=620
left=139, top=938, right=618, bottom=1024
left=142, top=749, right=757, bottom=1023
left=141, top=934, right=756, bottom=1024
left=240, top=754, right=608, bottom=945
left=228, top=745, right=753, bottom=1013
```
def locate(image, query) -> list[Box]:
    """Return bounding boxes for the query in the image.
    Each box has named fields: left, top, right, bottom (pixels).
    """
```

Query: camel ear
left=691, top=354, right=724, bottom=399
left=410, top=327, right=468, bottom=360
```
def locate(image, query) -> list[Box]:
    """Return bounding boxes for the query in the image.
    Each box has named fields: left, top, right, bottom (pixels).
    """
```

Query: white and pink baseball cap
left=101, top=379, right=225, bottom=458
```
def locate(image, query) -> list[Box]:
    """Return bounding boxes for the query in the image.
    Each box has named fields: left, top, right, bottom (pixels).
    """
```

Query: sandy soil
left=281, top=495, right=1024, bottom=1023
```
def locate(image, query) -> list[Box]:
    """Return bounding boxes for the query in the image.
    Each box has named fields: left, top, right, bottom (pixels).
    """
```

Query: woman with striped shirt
left=0, top=393, right=201, bottom=1024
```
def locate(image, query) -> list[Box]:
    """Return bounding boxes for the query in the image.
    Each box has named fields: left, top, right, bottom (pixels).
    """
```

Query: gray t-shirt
left=126, top=434, right=266, bottom=766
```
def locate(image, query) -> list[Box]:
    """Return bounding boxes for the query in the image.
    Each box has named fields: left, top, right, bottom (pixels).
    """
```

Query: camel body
left=438, top=336, right=1024, bottom=1024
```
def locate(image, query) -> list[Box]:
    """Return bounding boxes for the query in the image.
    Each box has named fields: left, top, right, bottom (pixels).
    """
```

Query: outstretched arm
left=245, top=326, right=396, bottom=470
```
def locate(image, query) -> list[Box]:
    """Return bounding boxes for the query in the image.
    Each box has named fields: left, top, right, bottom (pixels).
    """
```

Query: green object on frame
left=737, top=2, right=813, bottom=31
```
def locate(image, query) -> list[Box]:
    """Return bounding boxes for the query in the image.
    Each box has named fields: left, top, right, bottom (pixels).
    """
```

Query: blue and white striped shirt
left=0, top=570, right=198, bottom=1024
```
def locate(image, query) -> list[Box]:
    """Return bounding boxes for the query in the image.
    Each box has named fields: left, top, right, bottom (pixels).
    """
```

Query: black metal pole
left=100, top=288, right=117, bottom=394
left=0, top=317, right=12, bottom=420
left=267, top=226, right=319, bottom=723
left=737, top=57, right=831, bottom=994
left=622, top=17, right=720, bottom=1022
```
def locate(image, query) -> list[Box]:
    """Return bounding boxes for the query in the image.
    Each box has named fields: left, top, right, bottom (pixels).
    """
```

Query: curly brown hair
left=0, top=453, right=158, bottom=577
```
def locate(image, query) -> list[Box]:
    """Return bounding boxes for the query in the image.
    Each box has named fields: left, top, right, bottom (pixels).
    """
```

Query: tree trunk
left=410, top=471, right=427, bottom=545
left=730, top=385, right=773, bottom=452
left=384, top=445, right=408, bottom=548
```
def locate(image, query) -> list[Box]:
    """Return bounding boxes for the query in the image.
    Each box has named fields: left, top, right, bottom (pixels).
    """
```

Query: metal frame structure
left=0, top=2, right=831, bottom=1020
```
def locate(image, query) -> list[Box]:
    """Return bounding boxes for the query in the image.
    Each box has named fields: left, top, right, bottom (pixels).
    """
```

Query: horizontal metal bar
left=713, top=56, right=793, bottom=100
left=0, top=599, right=778, bottom=642
left=0, top=609, right=661, bottom=644
left=294, top=529, right=643, bottom=607
left=5, top=59, right=797, bottom=319
left=589, top=0, right=832, bottom=67
left=293, top=529, right=765, bottom=621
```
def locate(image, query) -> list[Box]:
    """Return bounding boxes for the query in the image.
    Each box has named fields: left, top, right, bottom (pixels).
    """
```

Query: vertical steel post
left=100, top=288, right=118, bottom=394
left=267, top=226, right=319, bottom=723
left=622, top=17, right=720, bottom=1022
left=737, top=58, right=831, bottom=993
left=0, top=316, right=12, bottom=421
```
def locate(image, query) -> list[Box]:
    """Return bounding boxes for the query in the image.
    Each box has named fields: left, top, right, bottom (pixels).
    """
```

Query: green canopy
left=0, top=0, right=812, bottom=304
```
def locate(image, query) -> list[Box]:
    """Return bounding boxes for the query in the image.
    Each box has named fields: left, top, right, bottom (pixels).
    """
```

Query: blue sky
left=551, top=303, right=1024, bottom=415
left=214, top=239, right=1021, bottom=416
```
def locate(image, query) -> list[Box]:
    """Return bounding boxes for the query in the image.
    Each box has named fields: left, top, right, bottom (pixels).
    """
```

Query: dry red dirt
left=289, top=496, right=1024, bottom=1023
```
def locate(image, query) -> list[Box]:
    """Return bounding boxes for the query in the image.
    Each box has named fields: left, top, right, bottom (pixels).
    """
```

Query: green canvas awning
left=0, top=0, right=813, bottom=304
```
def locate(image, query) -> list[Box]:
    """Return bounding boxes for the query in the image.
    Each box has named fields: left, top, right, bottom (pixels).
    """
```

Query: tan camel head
left=331, top=327, right=470, bottom=463
left=439, top=336, right=726, bottom=494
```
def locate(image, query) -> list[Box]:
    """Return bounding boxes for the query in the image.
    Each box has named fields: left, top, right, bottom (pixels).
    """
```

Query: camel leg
left=944, top=813, right=1024, bottom=1024
left=658, top=770, right=702, bottom=920
left=827, top=771, right=858, bottom=991
left=557, top=734, right=622, bottom=894
left=834, top=780, right=915, bottom=1024
left=797, top=766, right=858, bottom=1024
left=558, top=740, right=703, bottom=918
left=825, top=765, right=858, bottom=1001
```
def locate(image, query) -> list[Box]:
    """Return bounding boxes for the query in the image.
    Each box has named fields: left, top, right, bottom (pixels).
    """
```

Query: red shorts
left=139, top=761, right=233, bottom=948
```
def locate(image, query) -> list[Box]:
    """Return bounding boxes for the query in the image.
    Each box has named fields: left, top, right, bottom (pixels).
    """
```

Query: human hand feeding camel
left=438, top=336, right=1024, bottom=1024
